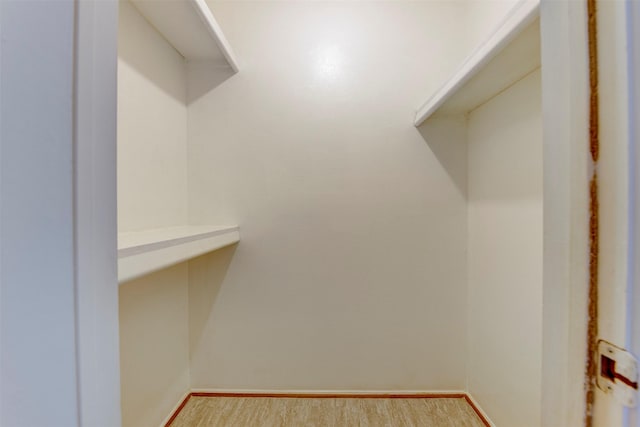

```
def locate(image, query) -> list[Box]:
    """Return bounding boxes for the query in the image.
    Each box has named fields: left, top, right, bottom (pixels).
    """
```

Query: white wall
left=117, top=2, right=191, bottom=426
left=464, top=0, right=520, bottom=51
left=117, top=0, right=188, bottom=232
left=467, top=69, right=542, bottom=426
left=119, top=265, right=190, bottom=427
left=186, top=0, right=471, bottom=391
left=0, top=1, right=81, bottom=425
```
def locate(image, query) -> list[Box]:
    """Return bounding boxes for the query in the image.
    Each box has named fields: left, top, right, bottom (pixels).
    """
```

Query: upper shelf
left=130, top=0, right=239, bottom=71
left=414, top=0, right=540, bottom=126
left=118, top=225, right=240, bottom=283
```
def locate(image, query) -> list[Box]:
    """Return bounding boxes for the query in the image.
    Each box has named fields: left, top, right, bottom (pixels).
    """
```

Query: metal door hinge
left=597, top=340, right=639, bottom=407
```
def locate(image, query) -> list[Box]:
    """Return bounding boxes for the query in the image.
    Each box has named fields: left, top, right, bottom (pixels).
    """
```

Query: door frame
left=1, top=0, right=120, bottom=425
left=540, top=0, right=591, bottom=425
left=73, top=0, right=121, bottom=425
left=625, top=0, right=640, bottom=424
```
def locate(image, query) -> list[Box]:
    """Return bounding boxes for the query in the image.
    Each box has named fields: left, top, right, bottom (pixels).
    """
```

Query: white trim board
left=627, top=1, right=640, bottom=425
left=74, top=0, right=122, bottom=424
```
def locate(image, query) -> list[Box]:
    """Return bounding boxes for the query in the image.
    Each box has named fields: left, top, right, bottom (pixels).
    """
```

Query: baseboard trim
left=463, top=393, right=494, bottom=427
left=161, top=392, right=192, bottom=427
left=190, top=388, right=466, bottom=399
left=162, top=389, right=491, bottom=426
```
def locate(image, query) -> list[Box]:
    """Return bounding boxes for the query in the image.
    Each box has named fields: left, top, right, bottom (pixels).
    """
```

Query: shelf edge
left=414, top=0, right=539, bottom=126
left=118, top=225, right=239, bottom=258
left=190, top=0, right=240, bottom=72
left=118, top=227, right=240, bottom=283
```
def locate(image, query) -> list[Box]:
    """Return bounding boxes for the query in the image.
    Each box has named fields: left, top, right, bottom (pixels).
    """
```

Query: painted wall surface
left=187, top=1, right=471, bottom=390
left=117, top=0, right=188, bottom=232
left=119, top=265, right=190, bottom=427
left=464, top=0, right=520, bottom=51
left=117, top=2, right=191, bottom=426
left=0, top=1, right=80, bottom=425
left=467, top=70, right=542, bottom=426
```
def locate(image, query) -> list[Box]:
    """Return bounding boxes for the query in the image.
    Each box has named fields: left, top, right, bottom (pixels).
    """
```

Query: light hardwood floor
left=168, top=396, right=486, bottom=427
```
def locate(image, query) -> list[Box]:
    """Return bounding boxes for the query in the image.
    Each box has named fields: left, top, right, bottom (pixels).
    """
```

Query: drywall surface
left=464, top=0, right=520, bottom=51
left=117, top=2, right=191, bottom=426
left=467, top=70, right=542, bottom=426
left=119, top=265, right=190, bottom=427
left=117, top=0, right=188, bottom=232
left=187, top=0, right=470, bottom=390
left=0, top=1, right=80, bottom=425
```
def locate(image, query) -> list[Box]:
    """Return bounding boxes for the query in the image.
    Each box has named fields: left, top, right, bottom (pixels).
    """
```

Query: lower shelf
left=118, top=225, right=240, bottom=283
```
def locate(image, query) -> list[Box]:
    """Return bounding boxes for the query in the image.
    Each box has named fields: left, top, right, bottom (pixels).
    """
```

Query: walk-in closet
left=3, top=0, right=636, bottom=425
left=116, top=1, right=544, bottom=425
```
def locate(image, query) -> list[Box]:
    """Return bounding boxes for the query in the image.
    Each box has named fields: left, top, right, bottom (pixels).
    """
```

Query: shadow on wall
left=187, top=60, right=237, bottom=105
left=119, top=263, right=192, bottom=427
left=118, top=0, right=185, bottom=103
left=416, top=115, right=468, bottom=197
left=188, top=244, right=238, bottom=366
left=118, top=0, right=237, bottom=105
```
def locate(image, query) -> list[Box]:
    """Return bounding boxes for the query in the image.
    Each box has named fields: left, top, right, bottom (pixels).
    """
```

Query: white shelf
left=118, top=225, right=240, bottom=283
left=414, top=0, right=540, bottom=126
left=130, top=0, right=239, bottom=71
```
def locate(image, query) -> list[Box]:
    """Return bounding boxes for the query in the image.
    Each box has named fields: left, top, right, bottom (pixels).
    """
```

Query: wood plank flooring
left=168, top=396, right=486, bottom=427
